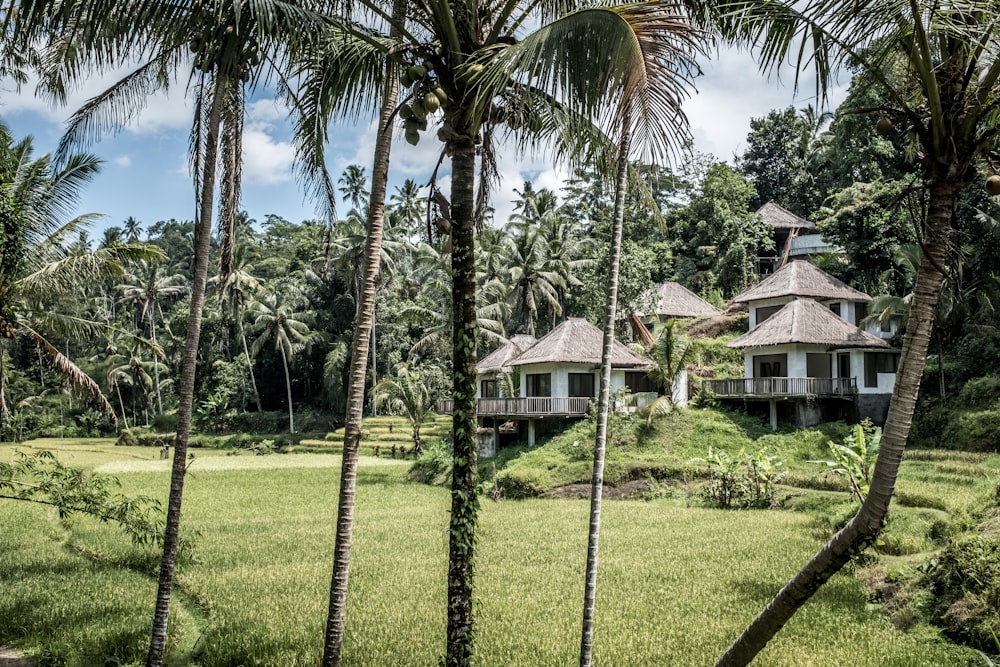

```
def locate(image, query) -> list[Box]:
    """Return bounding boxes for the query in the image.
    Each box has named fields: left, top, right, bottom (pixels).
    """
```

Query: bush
left=408, top=440, right=453, bottom=486
left=940, top=410, right=1000, bottom=452
left=691, top=446, right=785, bottom=509
left=957, top=376, right=1000, bottom=410
left=924, top=533, right=1000, bottom=652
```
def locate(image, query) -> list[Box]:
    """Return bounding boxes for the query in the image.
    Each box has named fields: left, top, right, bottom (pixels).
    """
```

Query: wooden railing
left=703, top=377, right=857, bottom=398
left=437, top=396, right=593, bottom=417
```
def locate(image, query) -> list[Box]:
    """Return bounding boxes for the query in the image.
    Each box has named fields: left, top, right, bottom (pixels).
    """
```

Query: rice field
left=0, top=439, right=978, bottom=666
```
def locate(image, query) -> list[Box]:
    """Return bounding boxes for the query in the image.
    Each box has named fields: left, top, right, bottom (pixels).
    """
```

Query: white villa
left=628, top=281, right=721, bottom=343
left=440, top=317, right=663, bottom=454
left=705, top=259, right=900, bottom=429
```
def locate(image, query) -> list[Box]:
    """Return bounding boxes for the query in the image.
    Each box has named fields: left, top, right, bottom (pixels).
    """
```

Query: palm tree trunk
left=715, top=183, right=955, bottom=667
left=281, top=344, right=295, bottom=434
left=580, top=127, right=629, bottom=667
left=0, top=341, right=9, bottom=425
left=446, top=133, right=479, bottom=667
left=146, top=75, right=227, bottom=667
left=240, top=326, right=263, bottom=412
left=151, top=325, right=163, bottom=415
left=322, top=4, right=403, bottom=661
left=115, top=381, right=130, bottom=431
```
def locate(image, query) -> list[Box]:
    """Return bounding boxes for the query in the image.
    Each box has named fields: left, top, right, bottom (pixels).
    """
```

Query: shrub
left=941, top=410, right=1000, bottom=452
left=957, top=376, right=1000, bottom=410
left=408, top=440, right=453, bottom=486
left=924, top=533, right=1000, bottom=652
left=690, top=446, right=785, bottom=509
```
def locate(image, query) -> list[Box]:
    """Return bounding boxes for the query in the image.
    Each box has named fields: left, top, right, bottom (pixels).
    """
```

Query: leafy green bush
left=957, top=376, right=1000, bottom=409
left=690, top=446, right=785, bottom=509
left=941, top=410, right=1000, bottom=452
left=811, top=420, right=881, bottom=504
left=924, top=533, right=1000, bottom=652
left=408, top=440, right=453, bottom=486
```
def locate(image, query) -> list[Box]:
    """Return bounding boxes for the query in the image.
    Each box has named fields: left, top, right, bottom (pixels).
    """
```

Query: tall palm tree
left=210, top=242, right=262, bottom=410
left=503, top=216, right=563, bottom=336
left=117, top=259, right=188, bottom=414
left=296, top=1, right=704, bottom=663
left=716, top=0, right=1000, bottom=664
left=337, top=164, right=369, bottom=212
left=388, top=179, right=427, bottom=242
left=13, top=3, right=328, bottom=663
left=0, top=123, right=159, bottom=427
left=123, top=216, right=143, bottom=242
left=248, top=284, right=313, bottom=433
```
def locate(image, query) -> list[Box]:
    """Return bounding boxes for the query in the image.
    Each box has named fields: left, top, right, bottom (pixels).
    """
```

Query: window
left=480, top=379, right=498, bottom=398
left=526, top=373, right=551, bottom=397
left=829, top=302, right=841, bottom=317
left=568, top=373, right=595, bottom=397
left=624, top=371, right=656, bottom=393
left=855, top=302, right=868, bottom=325
left=755, top=305, right=783, bottom=325
left=863, top=352, right=897, bottom=387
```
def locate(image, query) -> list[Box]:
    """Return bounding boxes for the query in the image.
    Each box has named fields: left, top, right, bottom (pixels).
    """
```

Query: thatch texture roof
left=757, top=202, right=816, bottom=230
left=728, top=299, right=891, bottom=350
left=510, top=318, right=653, bottom=369
left=637, top=282, right=722, bottom=319
left=477, top=334, right=536, bottom=374
left=733, top=259, right=871, bottom=304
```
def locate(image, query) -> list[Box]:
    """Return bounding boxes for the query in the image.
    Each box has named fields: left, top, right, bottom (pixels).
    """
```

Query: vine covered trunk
left=446, top=134, right=479, bottom=667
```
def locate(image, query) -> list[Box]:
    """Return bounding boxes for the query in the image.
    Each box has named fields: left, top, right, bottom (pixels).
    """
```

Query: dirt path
left=0, top=647, right=33, bottom=667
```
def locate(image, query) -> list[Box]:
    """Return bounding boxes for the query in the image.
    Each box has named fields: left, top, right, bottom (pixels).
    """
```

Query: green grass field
left=0, top=432, right=984, bottom=666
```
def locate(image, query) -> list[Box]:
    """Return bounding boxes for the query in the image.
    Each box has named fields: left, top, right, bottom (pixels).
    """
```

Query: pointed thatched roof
left=733, top=259, right=871, bottom=304
left=510, top=318, right=653, bottom=369
left=757, top=201, right=816, bottom=230
left=637, top=282, right=722, bottom=319
left=477, top=334, right=537, bottom=374
left=728, top=299, right=891, bottom=350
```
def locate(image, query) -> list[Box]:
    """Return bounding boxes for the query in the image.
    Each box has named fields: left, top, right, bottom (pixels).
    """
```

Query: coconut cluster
left=398, top=62, right=448, bottom=145
left=189, top=23, right=260, bottom=81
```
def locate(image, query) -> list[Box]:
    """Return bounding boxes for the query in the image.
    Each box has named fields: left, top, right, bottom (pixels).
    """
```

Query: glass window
left=568, top=373, right=595, bottom=397
left=526, top=373, right=551, bottom=397
left=480, top=379, right=498, bottom=398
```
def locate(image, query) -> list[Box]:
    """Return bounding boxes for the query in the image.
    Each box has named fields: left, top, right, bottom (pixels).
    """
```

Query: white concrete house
left=706, top=260, right=900, bottom=429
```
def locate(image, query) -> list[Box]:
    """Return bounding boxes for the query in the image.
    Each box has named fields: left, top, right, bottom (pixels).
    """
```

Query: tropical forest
left=1, top=1, right=1000, bottom=667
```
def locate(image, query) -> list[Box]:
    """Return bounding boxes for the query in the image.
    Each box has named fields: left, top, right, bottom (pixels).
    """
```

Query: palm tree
left=210, top=242, right=262, bottom=410
left=715, top=0, right=1000, bottom=664
left=503, top=215, right=563, bottom=336
left=292, top=8, right=408, bottom=657
left=248, top=284, right=313, bottom=433
left=371, top=363, right=434, bottom=455
left=388, top=179, right=427, bottom=242
left=0, top=124, right=159, bottom=427
left=641, top=318, right=693, bottom=422
left=124, top=216, right=143, bottom=242
left=13, top=3, right=329, bottom=663
left=337, top=164, right=369, bottom=213
left=117, top=259, right=188, bottom=414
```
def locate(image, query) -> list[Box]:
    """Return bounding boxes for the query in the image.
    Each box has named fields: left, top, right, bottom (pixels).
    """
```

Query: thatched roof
left=728, top=299, right=891, bottom=350
left=757, top=202, right=816, bottom=230
left=477, top=334, right=536, bottom=374
left=510, top=318, right=653, bottom=370
left=733, top=259, right=871, bottom=304
left=637, top=282, right=722, bottom=319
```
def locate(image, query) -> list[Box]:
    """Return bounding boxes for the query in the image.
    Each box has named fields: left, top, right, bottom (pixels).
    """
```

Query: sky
left=0, top=45, right=849, bottom=239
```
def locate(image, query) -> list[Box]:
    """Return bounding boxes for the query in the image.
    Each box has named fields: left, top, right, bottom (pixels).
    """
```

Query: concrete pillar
left=527, top=419, right=536, bottom=447
left=769, top=399, right=778, bottom=431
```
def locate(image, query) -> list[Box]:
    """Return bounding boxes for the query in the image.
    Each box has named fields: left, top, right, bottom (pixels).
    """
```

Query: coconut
left=876, top=117, right=893, bottom=136
left=433, top=87, right=448, bottom=105
left=412, top=100, right=427, bottom=121
left=400, top=71, right=413, bottom=88
left=424, top=92, right=441, bottom=113
left=398, top=103, right=413, bottom=120
left=404, top=118, right=420, bottom=133
left=408, top=65, right=428, bottom=81
left=405, top=129, right=420, bottom=146
left=986, top=175, right=1000, bottom=196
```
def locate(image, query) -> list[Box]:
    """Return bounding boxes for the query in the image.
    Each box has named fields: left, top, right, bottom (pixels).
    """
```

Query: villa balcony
left=437, top=392, right=659, bottom=418
left=703, top=377, right=857, bottom=399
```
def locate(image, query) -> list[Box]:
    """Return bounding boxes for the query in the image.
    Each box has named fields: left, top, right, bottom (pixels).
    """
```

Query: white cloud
left=112, top=155, right=132, bottom=167
left=242, top=126, right=296, bottom=185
